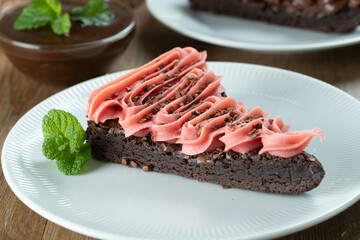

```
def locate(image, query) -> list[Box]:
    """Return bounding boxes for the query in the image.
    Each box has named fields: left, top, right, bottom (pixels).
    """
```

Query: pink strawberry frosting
left=87, top=47, right=323, bottom=158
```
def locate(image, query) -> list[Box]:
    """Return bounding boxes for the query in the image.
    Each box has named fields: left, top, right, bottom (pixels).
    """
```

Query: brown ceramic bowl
left=0, top=0, right=135, bottom=85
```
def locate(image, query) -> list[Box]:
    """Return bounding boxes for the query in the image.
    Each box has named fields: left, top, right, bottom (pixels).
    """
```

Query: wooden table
left=1, top=2, right=360, bottom=239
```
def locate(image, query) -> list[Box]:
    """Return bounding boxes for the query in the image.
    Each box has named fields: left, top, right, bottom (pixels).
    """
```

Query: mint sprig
left=13, top=0, right=114, bottom=35
left=51, top=12, right=71, bottom=35
left=42, top=109, right=91, bottom=175
left=13, top=5, right=52, bottom=30
left=71, top=0, right=114, bottom=26
left=14, top=0, right=71, bottom=35
left=33, top=0, right=61, bottom=19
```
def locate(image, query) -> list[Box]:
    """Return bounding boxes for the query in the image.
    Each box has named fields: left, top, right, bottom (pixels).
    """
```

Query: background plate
left=146, top=0, right=360, bottom=53
left=2, top=62, right=360, bottom=240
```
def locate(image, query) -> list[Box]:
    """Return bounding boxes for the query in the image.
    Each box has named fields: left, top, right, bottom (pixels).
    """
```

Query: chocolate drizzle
left=87, top=47, right=323, bottom=158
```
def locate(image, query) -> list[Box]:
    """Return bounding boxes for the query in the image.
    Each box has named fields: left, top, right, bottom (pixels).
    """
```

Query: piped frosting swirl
left=87, top=47, right=323, bottom=158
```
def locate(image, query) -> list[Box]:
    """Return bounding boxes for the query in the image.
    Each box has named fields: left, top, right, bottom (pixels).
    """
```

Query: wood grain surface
left=1, top=1, right=360, bottom=240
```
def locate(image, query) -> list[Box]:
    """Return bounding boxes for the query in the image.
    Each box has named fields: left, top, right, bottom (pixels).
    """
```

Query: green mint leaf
left=51, top=13, right=71, bottom=35
left=71, top=0, right=114, bottom=26
left=33, top=0, right=61, bottom=19
left=42, top=136, right=71, bottom=161
left=65, top=127, right=87, bottom=153
left=13, top=0, right=70, bottom=35
left=42, top=109, right=91, bottom=175
left=55, top=143, right=91, bottom=175
left=42, top=109, right=86, bottom=149
left=13, top=5, right=52, bottom=30
left=74, top=143, right=91, bottom=172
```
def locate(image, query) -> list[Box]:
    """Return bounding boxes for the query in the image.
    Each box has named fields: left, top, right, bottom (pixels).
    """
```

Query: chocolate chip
left=249, top=131, right=260, bottom=139
left=192, top=110, right=200, bottom=116
left=121, top=159, right=127, bottom=165
left=199, top=120, right=208, bottom=128
left=309, top=165, right=315, bottom=175
left=248, top=128, right=257, bottom=135
left=138, top=118, right=147, bottom=123
left=132, top=96, right=139, bottom=102
left=187, top=95, right=193, bottom=103
left=210, top=124, right=220, bottom=131
left=175, top=92, right=181, bottom=99
left=131, top=161, right=138, bottom=168
left=151, top=132, right=157, bottom=142
left=253, top=123, right=262, bottom=129
left=145, top=113, right=153, bottom=120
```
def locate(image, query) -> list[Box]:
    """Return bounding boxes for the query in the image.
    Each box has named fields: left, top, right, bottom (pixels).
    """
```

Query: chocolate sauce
left=0, top=0, right=132, bottom=45
left=0, top=0, right=135, bottom=85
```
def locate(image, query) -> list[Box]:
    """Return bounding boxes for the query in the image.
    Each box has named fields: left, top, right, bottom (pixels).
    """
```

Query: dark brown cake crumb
left=189, top=0, right=360, bottom=33
left=86, top=120, right=325, bottom=194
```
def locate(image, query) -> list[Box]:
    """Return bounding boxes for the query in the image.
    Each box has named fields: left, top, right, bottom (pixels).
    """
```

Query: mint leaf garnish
left=14, top=0, right=71, bottom=35
left=33, top=0, right=61, bottom=19
left=55, top=143, right=91, bottom=175
left=51, top=13, right=71, bottom=35
left=71, top=0, right=114, bottom=26
left=42, top=136, right=71, bottom=160
left=42, top=109, right=91, bottom=175
left=13, top=5, right=52, bottom=30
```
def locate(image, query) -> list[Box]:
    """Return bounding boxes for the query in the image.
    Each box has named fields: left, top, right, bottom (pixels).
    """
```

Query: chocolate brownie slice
left=86, top=119, right=325, bottom=194
left=189, top=0, right=360, bottom=32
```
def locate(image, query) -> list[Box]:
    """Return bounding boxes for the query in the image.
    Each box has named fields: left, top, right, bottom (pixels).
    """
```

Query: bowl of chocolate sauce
left=0, top=0, right=135, bottom=85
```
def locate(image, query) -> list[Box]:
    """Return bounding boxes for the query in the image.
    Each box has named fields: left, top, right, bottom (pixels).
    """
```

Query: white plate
left=2, top=62, right=360, bottom=240
left=146, top=0, right=360, bottom=53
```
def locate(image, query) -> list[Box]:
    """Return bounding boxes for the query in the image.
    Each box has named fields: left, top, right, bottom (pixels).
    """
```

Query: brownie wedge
left=87, top=119, right=325, bottom=194
left=189, top=0, right=360, bottom=32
